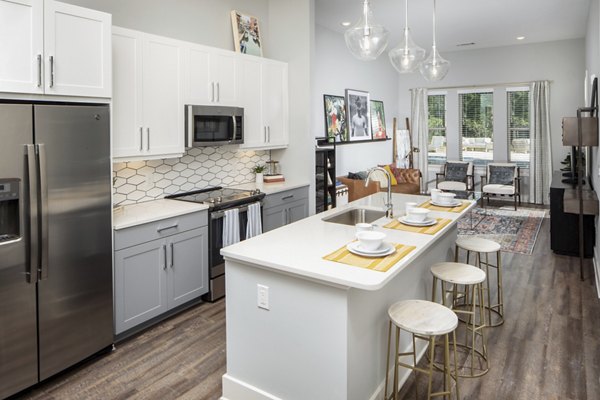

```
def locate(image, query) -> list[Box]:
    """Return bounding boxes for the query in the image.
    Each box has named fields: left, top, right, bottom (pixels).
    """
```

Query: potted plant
left=253, top=164, right=266, bottom=185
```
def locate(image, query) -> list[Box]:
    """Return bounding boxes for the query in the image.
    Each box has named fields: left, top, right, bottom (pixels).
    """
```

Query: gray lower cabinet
left=114, top=213, right=208, bottom=335
left=263, top=186, right=309, bottom=232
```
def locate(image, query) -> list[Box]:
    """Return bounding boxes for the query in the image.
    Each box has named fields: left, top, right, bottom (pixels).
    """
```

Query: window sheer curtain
left=411, top=88, right=428, bottom=190
left=530, top=81, right=552, bottom=204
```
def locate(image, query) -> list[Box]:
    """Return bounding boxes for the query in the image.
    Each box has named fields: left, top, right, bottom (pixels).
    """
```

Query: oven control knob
left=253, top=189, right=261, bottom=195
left=215, top=196, right=222, bottom=203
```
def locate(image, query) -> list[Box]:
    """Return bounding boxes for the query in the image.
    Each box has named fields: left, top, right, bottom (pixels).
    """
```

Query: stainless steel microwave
left=185, top=105, right=244, bottom=147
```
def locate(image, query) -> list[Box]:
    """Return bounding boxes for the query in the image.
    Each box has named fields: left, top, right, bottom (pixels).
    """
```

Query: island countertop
left=221, top=192, right=476, bottom=291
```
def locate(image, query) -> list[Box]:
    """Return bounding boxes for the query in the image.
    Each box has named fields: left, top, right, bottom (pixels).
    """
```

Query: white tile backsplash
left=113, top=146, right=270, bottom=206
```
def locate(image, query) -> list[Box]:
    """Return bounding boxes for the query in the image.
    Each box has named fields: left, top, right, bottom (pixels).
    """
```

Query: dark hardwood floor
left=14, top=217, right=600, bottom=400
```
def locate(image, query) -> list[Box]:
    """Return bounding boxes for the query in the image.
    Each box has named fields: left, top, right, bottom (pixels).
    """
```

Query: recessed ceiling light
left=516, top=36, right=525, bottom=40
left=341, top=21, right=351, bottom=27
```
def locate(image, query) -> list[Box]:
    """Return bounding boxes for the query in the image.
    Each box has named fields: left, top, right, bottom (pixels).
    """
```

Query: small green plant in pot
left=253, top=164, right=266, bottom=185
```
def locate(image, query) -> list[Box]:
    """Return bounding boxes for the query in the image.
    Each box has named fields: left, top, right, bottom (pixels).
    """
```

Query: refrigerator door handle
left=37, top=144, right=49, bottom=280
left=25, top=145, right=39, bottom=284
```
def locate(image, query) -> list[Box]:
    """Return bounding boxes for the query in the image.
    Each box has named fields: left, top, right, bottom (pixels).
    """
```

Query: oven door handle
left=210, top=203, right=261, bottom=220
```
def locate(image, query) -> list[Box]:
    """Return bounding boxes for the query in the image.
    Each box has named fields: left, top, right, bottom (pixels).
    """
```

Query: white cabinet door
left=237, top=56, right=265, bottom=148
left=114, top=239, right=169, bottom=334
left=262, top=61, right=288, bottom=147
left=211, top=52, right=237, bottom=105
left=263, top=203, right=286, bottom=233
left=142, top=36, right=183, bottom=157
left=44, top=0, right=111, bottom=97
left=167, top=227, right=209, bottom=309
left=185, top=45, right=212, bottom=104
left=0, top=0, right=43, bottom=94
left=112, top=29, right=143, bottom=158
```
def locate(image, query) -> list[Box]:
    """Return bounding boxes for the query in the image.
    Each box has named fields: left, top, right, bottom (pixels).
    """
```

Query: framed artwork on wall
left=370, top=100, right=387, bottom=139
left=231, top=10, right=263, bottom=56
left=345, top=89, right=371, bottom=141
left=323, top=94, right=348, bottom=142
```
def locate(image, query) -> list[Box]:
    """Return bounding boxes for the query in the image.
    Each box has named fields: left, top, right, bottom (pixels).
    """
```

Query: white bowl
left=437, top=192, right=457, bottom=205
left=355, top=223, right=374, bottom=233
left=356, top=231, right=386, bottom=251
left=407, top=207, right=430, bottom=222
left=430, top=189, right=442, bottom=203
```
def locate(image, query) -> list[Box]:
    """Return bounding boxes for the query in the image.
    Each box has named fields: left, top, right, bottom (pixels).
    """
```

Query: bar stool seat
left=431, top=262, right=489, bottom=378
left=385, top=300, right=459, bottom=400
left=455, top=236, right=501, bottom=253
left=455, top=237, right=504, bottom=327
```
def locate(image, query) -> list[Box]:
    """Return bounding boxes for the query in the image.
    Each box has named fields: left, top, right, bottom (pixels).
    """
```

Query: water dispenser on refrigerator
left=0, top=178, right=20, bottom=244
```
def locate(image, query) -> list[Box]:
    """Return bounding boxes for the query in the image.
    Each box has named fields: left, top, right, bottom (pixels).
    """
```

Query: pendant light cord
left=404, top=0, right=408, bottom=29
left=432, top=0, right=437, bottom=48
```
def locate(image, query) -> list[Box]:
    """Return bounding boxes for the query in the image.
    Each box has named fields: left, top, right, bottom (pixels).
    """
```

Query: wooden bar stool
left=455, top=237, right=504, bottom=327
left=431, top=262, right=489, bottom=378
left=385, top=300, right=459, bottom=400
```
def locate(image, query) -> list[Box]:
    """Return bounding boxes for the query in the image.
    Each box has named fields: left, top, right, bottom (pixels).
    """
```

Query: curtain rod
left=410, top=80, right=553, bottom=91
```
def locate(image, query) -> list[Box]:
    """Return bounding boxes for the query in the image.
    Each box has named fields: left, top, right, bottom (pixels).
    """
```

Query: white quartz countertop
left=113, top=199, right=209, bottom=230
left=229, top=180, right=310, bottom=195
left=221, top=192, right=476, bottom=291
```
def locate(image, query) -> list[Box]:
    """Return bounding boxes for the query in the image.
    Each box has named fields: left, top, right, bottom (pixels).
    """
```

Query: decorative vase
left=255, top=172, right=263, bottom=185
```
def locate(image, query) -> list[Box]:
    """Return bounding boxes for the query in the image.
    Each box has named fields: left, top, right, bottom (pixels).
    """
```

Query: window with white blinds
left=508, top=90, right=530, bottom=167
left=459, top=92, right=494, bottom=166
left=428, top=94, right=446, bottom=165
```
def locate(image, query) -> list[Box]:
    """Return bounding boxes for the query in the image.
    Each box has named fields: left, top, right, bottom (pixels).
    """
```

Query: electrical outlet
left=257, top=284, right=269, bottom=310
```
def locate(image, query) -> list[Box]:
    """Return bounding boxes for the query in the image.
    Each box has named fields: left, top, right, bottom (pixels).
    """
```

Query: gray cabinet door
left=167, top=226, right=209, bottom=309
left=114, top=238, right=169, bottom=334
left=263, top=203, right=286, bottom=232
left=287, top=198, right=309, bottom=224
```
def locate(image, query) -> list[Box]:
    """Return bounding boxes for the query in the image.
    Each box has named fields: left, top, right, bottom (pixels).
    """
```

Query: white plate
left=347, top=241, right=396, bottom=257
left=399, top=216, right=437, bottom=227
left=430, top=200, right=462, bottom=208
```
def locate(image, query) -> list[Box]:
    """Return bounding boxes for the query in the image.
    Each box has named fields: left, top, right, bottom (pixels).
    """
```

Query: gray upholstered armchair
left=436, top=161, right=474, bottom=193
left=481, top=163, right=521, bottom=210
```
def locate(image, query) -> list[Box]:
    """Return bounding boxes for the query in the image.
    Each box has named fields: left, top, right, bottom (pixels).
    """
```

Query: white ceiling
left=315, top=0, right=591, bottom=52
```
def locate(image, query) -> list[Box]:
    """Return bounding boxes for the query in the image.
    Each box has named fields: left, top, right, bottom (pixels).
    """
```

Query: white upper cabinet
left=0, top=0, right=111, bottom=97
left=184, top=45, right=237, bottom=105
left=239, top=56, right=289, bottom=150
left=112, top=27, right=183, bottom=161
left=0, top=0, right=44, bottom=94
left=44, top=1, right=111, bottom=97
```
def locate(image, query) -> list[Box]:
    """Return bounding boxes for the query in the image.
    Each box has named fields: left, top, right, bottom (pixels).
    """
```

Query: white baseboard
left=221, top=374, right=282, bottom=400
left=594, top=247, right=600, bottom=299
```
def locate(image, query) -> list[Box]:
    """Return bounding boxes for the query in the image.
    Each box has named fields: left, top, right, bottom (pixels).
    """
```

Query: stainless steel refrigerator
left=0, top=103, right=113, bottom=399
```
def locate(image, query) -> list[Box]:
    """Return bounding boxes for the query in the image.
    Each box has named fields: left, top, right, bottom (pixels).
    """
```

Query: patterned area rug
left=457, top=206, right=547, bottom=255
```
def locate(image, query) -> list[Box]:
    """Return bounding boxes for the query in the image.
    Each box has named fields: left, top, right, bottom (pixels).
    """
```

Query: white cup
left=355, top=222, right=374, bottom=233
left=437, top=192, right=456, bottom=205
left=405, top=202, right=418, bottom=215
left=430, top=189, right=442, bottom=203
left=407, top=207, right=430, bottom=222
left=356, top=231, right=386, bottom=251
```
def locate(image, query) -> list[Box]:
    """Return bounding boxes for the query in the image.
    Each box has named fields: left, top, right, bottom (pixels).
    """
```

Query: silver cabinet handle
left=170, top=243, right=174, bottom=268
left=217, top=82, right=220, bottom=102
left=282, top=194, right=294, bottom=201
left=146, top=128, right=150, bottom=151
left=232, top=115, right=237, bottom=142
left=211, top=82, right=215, bottom=102
left=163, top=244, right=167, bottom=270
left=139, top=127, right=143, bottom=151
left=37, top=144, right=49, bottom=280
left=49, top=55, right=54, bottom=88
left=157, top=223, right=178, bottom=233
left=264, top=126, right=267, bottom=143
left=25, top=145, right=39, bottom=284
left=36, top=54, right=42, bottom=87
left=185, top=105, right=193, bottom=147
left=268, top=126, right=271, bottom=143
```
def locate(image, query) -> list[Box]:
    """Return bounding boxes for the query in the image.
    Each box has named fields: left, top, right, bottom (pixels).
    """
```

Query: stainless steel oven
left=185, top=105, right=243, bottom=147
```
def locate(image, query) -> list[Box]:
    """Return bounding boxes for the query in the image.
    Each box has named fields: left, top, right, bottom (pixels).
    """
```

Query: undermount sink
left=322, top=207, right=387, bottom=226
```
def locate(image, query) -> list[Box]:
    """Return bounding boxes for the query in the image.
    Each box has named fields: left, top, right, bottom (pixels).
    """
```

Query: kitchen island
left=220, top=192, right=475, bottom=400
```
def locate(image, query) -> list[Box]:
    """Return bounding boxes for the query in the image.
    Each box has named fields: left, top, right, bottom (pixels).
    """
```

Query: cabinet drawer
left=115, top=211, right=208, bottom=251
left=263, top=186, right=309, bottom=210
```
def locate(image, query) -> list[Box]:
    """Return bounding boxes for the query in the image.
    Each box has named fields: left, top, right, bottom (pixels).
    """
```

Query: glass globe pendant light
left=419, top=0, right=450, bottom=81
left=388, top=0, right=425, bottom=73
left=344, top=0, right=389, bottom=61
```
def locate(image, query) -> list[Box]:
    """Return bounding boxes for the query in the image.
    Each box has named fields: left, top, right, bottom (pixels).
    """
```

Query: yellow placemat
left=418, top=200, right=470, bottom=213
left=384, top=218, right=452, bottom=235
left=323, top=242, right=416, bottom=272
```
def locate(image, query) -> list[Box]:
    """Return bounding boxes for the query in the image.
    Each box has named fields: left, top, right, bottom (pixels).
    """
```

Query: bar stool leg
left=413, top=334, right=419, bottom=400
left=452, top=330, right=460, bottom=400
left=479, top=282, right=488, bottom=359
left=444, top=333, right=451, bottom=399
left=427, top=336, right=436, bottom=399
left=385, top=320, right=392, bottom=399
left=432, top=276, right=438, bottom=304
left=497, top=251, right=504, bottom=317
left=393, top=327, right=400, bottom=400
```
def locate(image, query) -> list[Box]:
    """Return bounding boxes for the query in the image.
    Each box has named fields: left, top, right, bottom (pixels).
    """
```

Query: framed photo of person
left=370, top=100, right=387, bottom=139
left=345, top=89, right=371, bottom=141
left=231, top=10, right=263, bottom=56
left=323, top=94, right=348, bottom=142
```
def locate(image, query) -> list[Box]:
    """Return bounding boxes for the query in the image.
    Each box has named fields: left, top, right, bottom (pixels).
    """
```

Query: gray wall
left=60, top=0, right=270, bottom=55
left=312, top=25, right=398, bottom=177
left=396, top=39, right=586, bottom=174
